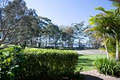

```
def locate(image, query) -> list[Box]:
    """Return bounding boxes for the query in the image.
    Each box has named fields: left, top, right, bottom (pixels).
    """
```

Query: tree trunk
left=20, top=41, right=26, bottom=49
left=71, top=41, right=74, bottom=48
left=54, top=41, right=57, bottom=49
left=23, top=41, right=26, bottom=49
left=68, top=41, right=70, bottom=48
left=30, top=39, right=32, bottom=47
left=79, top=39, right=81, bottom=49
left=116, top=36, right=119, bottom=61
left=49, top=35, right=50, bottom=46
left=62, top=41, right=64, bottom=48
left=38, top=36, right=42, bottom=48
left=105, top=42, right=109, bottom=59
left=0, top=9, right=2, bottom=22
left=0, top=9, right=2, bottom=46
left=45, top=40, right=47, bottom=47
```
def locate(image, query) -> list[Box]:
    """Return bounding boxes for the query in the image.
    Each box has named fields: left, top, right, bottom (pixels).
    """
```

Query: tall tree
left=72, top=22, right=89, bottom=49
left=0, top=0, right=41, bottom=48
left=89, top=6, right=120, bottom=61
left=60, top=26, right=74, bottom=48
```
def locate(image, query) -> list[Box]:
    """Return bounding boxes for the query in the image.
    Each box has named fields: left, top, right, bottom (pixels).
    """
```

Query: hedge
left=22, top=48, right=78, bottom=80
left=0, top=47, right=78, bottom=80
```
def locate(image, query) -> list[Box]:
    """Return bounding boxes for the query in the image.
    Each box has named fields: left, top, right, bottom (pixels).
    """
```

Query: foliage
left=89, top=4, right=120, bottom=61
left=60, top=27, right=75, bottom=48
left=21, top=48, right=78, bottom=80
left=0, top=47, right=79, bottom=80
left=72, top=22, right=90, bottom=48
left=94, top=58, right=120, bottom=77
left=42, top=23, right=60, bottom=47
left=109, top=0, right=120, bottom=3
left=0, top=46, right=23, bottom=79
left=0, top=0, right=90, bottom=49
left=0, top=0, right=52, bottom=48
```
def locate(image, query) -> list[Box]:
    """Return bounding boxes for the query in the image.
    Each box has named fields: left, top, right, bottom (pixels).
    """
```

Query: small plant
left=94, top=58, right=120, bottom=77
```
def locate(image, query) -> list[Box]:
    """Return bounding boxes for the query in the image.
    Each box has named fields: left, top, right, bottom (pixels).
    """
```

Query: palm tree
left=89, top=15, right=110, bottom=59
left=89, top=6, right=120, bottom=61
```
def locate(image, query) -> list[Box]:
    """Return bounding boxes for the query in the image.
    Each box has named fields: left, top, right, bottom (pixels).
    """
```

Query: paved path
left=81, top=70, right=120, bottom=80
left=75, top=49, right=106, bottom=54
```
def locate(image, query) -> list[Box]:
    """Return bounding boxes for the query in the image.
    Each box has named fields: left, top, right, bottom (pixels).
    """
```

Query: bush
left=1, top=47, right=78, bottom=80
left=0, top=46, right=24, bottom=80
left=21, top=48, right=78, bottom=80
left=94, top=58, right=120, bottom=77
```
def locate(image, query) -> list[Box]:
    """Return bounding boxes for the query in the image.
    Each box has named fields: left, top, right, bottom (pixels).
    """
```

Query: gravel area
left=81, top=70, right=120, bottom=80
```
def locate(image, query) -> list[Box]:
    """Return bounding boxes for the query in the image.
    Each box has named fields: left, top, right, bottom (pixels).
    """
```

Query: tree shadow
left=77, top=58, right=93, bottom=63
left=76, top=54, right=94, bottom=70
left=82, top=74, right=103, bottom=80
left=76, top=54, right=104, bottom=80
left=78, top=54, right=84, bottom=56
left=77, top=54, right=94, bottom=63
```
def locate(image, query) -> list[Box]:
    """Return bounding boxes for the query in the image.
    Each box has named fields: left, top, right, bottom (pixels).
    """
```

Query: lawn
left=76, top=54, right=106, bottom=71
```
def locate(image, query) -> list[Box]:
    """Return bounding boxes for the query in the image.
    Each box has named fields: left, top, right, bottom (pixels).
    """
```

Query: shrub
left=94, top=58, right=120, bottom=77
left=21, top=48, right=78, bottom=80
left=0, top=46, right=23, bottom=80
left=1, top=48, right=78, bottom=80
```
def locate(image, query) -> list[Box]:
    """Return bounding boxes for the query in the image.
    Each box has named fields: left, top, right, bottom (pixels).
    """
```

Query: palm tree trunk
left=116, top=36, right=119, bottom=61
left=105, top=42, right=109, bottom=59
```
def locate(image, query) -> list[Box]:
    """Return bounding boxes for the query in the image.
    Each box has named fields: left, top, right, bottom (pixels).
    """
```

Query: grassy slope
left=76, top=54, right=106, bottom=71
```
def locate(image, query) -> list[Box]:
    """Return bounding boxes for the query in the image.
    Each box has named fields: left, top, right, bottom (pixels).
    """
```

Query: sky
left=24, top=0, right=114, bottom=26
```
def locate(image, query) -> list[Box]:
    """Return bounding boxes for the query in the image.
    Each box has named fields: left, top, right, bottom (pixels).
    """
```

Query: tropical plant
left=89, top=5, right=120, bottom=61
left=94, top=58, right=120, bottom=77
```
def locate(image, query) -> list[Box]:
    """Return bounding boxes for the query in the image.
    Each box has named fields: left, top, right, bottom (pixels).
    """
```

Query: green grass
left=76, top=54, right=106, bottom=71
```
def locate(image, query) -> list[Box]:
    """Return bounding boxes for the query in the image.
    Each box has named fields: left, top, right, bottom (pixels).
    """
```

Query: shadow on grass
left=76, top=54, right=95, bottom=71
left=75, top=54, right=105, bottom=80
left=77, top=54, right=94, bottom=63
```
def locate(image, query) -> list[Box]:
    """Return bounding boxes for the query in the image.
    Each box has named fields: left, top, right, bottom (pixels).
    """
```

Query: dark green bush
left=21, top=48, right=78, bottom=80
left=1, top=47, right=78, bottom=80
left=94, top=58, right=120, bottom=77
left=0, top=46, right=24, bottom=80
